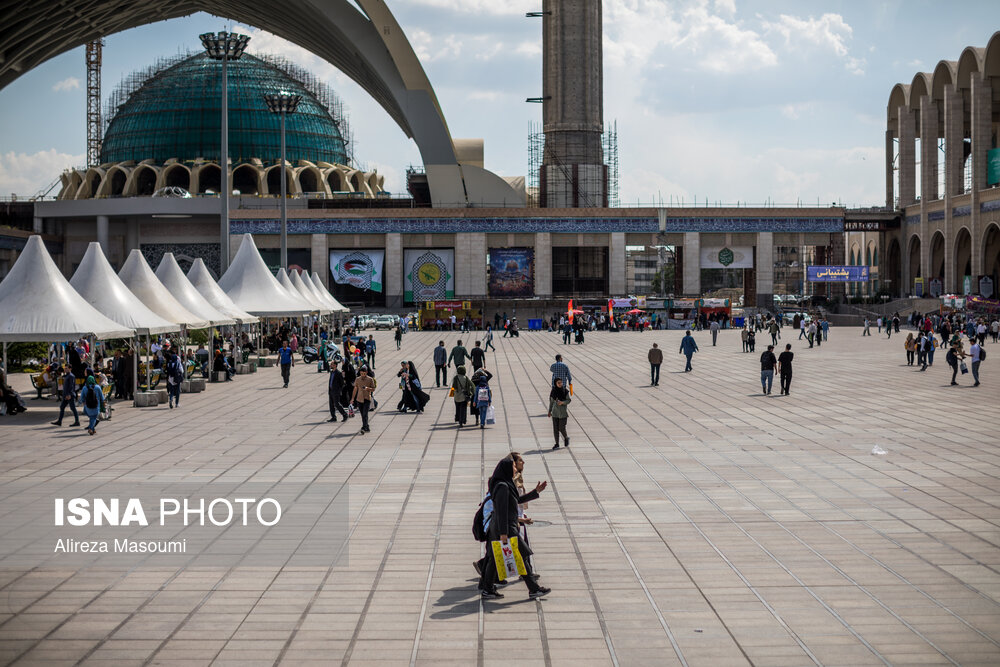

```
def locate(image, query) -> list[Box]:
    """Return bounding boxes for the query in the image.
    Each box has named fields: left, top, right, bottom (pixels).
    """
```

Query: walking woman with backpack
left=471, top=367, right=493, bottom=429
left=477, top=454, right=550, bottom=600
left=80, top=375, right=104, bottom=436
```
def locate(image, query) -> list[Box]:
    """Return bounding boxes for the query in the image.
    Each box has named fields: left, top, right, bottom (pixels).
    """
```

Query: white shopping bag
left=486, top=405, right=496, bottom=424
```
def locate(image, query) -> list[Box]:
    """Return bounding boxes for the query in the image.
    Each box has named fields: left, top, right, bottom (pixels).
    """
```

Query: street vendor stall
left=699, top=297, right=732, bottom=325
left=667, top=298, right=698, bottom=330
left=419, top=301, right=482, bottom=329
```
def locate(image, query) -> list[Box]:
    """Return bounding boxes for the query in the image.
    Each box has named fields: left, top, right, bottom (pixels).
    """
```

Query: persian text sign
left=807, top=265, right=869, bottom=282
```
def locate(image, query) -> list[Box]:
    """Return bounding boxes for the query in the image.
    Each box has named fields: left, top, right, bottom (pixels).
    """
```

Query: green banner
left=988, top=148, right=1000, bottom=186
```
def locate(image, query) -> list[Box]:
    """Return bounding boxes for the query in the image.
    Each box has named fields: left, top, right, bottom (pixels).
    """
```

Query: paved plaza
left=0, top=327, right=998, bottom=666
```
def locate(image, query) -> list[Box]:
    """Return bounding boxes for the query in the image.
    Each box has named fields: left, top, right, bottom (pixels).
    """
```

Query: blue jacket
left=679, top=335, right=699, bottom=355
left=433, top=345, right=447, bottom=365
left=279, top=347, right=293, bottom=365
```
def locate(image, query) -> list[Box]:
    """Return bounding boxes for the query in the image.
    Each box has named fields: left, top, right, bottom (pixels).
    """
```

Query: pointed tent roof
left=310, top=271, right=350, bottom=312
left=289, top=268, right=332, bottom=314
left=155, top=253, right=236, bottom=327
left=216, top=234, right=313, bottom=317
left=0, top=236, right=135, bottom=342
left=70, top=242, right=177, bottom=335
left=118, top=249, right=209, bottom=329
left=303, top=271, right=345, bottom=312
left=187, top=258, right=259, bottom=325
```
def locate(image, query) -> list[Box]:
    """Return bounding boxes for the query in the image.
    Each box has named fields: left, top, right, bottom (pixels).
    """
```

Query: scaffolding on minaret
left=86, top=39, right=103, bottom=168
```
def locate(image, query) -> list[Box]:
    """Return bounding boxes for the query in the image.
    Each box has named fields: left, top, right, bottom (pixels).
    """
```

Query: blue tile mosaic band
left=981, top=199, right=1000, bottom=213
left=231, top=215, right=843, bottom=235
left=927, top=210, right=945, bottom=222
left=905, top=215, right=920, bottom=225
left=952, top=205, right=971, bottom=218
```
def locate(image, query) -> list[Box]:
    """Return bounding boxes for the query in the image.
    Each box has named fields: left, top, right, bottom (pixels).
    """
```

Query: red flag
left=568, top=299, right=574, bottom=324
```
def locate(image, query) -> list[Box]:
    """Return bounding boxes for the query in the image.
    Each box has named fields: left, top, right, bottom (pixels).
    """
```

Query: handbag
left=486, top=405, right=496, bottom=424
left=491, top=536, right=527, bottom=581
left=448, top=386, right=455, bottom=397
left=960, top=361, right=969, bottom=374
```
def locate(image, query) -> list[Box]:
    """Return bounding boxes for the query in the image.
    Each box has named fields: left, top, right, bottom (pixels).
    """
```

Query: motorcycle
left=301, top=346, right=342, bottom=365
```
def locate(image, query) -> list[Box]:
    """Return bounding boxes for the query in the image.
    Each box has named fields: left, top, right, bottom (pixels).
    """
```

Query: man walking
left=760, top=344, right=777, bottom=395
left=365, top=334, right=376, bottom=369
left=484, top=325, right=496, bottom=351
left=550, top=354, right=572, bottom=388
left=799, top=317, right=806, bottom=340
left=165, top=350, right=183, bottom=409
left=648, top=343, right=662, bottom=386
left=679, top=331, right=698, bottom=372
left=969, top=337, right=984, bottom=387
left=278, top=340, right=294, bottom=388
left=778, top=344, right=794, bottom=395
left=710, top=319, right=720, bottom=346
left=863, top=318, right=871, bottom=336
left=433, top=340, right=448, bottom=387
left=327, top=364, right=348, bottom=422
left=768, top=319, right=780, bottom=346
left=562, top=320, right=572, bottom=345
left=470, top=340, right=486, bottom=371
left=351, top=366, right=376, bottom=433
left=449, top=339, right=470, bottom=370
left=50, top=366, right=80, bottom=427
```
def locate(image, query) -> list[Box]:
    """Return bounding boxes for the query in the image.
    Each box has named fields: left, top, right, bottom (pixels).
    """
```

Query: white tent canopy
left=155, top=253, right=236, bottom=327
left=0, top=235, right=135, bottom=342
left=309, top=271, right=350, bottom=312
left=118, top=249, right=209, bottom=329
left=217, top=234, right=313, bottom=317
left=187, top=258, right=259, bottom=325
left=299, top=270, right=337, bottom=312
left=70, top=242, right=177, bottom=335
left=289, top=269, right=332, bottom=314
left=304, top=271, right=346, bottom=313
left=276, top=268, right=314, bottom=312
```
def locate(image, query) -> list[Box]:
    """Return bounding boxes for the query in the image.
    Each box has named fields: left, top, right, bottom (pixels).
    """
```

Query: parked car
left=374, top=315, right=395, bottom=330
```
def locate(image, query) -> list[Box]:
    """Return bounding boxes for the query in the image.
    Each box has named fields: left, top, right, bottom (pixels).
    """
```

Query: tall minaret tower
left=540, top=0, right=606, bottom=208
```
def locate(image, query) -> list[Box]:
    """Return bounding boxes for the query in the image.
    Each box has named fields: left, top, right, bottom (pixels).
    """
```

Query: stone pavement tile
left=78, top=638, right=160, bottom=664
left=48, top=612, right=130, bottom=640
left=0, top=612, right=72, bottom=640
left=5, top=638, right=98, bottom=665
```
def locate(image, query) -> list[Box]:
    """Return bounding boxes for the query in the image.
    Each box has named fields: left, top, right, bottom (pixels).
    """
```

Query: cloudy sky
left=1, top=0, right=998, bottom=207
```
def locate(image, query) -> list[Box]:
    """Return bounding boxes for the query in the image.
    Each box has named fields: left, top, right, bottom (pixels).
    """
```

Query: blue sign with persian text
left=807, top=266, right=869, bottom=282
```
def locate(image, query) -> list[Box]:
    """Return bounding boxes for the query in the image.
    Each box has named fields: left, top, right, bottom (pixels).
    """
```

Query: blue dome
left=100, top=53, right=348, bottom=166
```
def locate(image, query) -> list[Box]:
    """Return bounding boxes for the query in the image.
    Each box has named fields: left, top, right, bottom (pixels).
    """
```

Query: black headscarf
left=407, top=361, right=420, bottom=381
left=550, top=382, right=568, bottom=401
left=487, top=457, right=514, bottom=494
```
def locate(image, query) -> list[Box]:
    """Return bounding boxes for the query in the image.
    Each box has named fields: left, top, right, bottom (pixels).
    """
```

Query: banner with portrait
left=329, top=249, right=385, bottom=292
left=488, top=248, right=534, bottom=297
left=404, top=249, right=455, bottom=302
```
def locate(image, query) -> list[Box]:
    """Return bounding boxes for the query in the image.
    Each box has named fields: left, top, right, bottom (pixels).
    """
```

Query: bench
left=30, top=374, right=57, bottom=399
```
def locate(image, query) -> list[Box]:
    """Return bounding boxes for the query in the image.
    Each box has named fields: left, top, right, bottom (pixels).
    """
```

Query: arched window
left=865, top=247, right=871, bottom=266
left=872, top=247, right=878, bottom=266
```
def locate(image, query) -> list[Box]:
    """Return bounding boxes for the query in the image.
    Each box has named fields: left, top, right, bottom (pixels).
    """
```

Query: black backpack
left=979, top=347, right=986, bottom=361
left=84, top=386, right=99, bottom=410
left=472, top=492, right=492, bottom=542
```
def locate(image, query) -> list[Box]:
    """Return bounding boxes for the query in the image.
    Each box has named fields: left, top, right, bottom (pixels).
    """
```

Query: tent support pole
left=132, top=336, right=138, bottom=407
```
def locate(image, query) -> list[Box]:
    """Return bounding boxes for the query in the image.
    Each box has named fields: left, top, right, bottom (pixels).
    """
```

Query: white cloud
left=762, top=13, right=866, bottom=74
left=397, top=0, right=536, bottom=16
left=604, top=0, right=775, bottom=74
left=52, top=77, right=80, bottom=92
left=0, top=149, right=84, bottom=197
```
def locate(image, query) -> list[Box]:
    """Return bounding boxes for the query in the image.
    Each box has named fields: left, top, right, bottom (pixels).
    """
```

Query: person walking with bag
left=450, top=365, right=474, bottom=426
left=478, top=454, right=550, bottom=600
left=433, top=341, right=448, bottom=387
left=549, top=378, right=571, bottom=449
left=472, top=367, right=493, bottom=429
left=80, top=375, right=104, bottom=436
left=165, top=350, right=184, bottom=409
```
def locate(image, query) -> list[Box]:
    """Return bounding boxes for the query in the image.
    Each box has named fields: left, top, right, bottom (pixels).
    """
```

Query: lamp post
left=200, top=31, right=250, bottom=273
left=264, top=91, right=301, bottom=270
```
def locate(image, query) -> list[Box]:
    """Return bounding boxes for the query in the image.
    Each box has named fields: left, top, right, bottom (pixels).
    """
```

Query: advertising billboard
left=404, top=249, right=455, bottom=303
left=488, top=248, right=534, bottom=297
left=806, top=266, right=869, bottom=282
left=329, top=249, right=385, bottom=292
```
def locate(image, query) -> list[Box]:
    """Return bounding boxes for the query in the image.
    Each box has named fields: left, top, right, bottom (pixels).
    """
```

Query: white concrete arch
left=76, top=167, right=105, bottom=199
left=264, top=164, right=297, bottom=196
left=124, top=164, right=160, bottom=196
left=59, top=170, right=82, bottom=200
left=931, top=60, right=957, bottom=101
left=956, top=47, right=983, bottom=89
left=161, top=163, right=192, bottom=191
left=294, top=164, right=327, bottom=195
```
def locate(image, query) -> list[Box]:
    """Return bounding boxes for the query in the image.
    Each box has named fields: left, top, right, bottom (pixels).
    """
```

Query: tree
left=650, top=265, right=675, bottom=296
